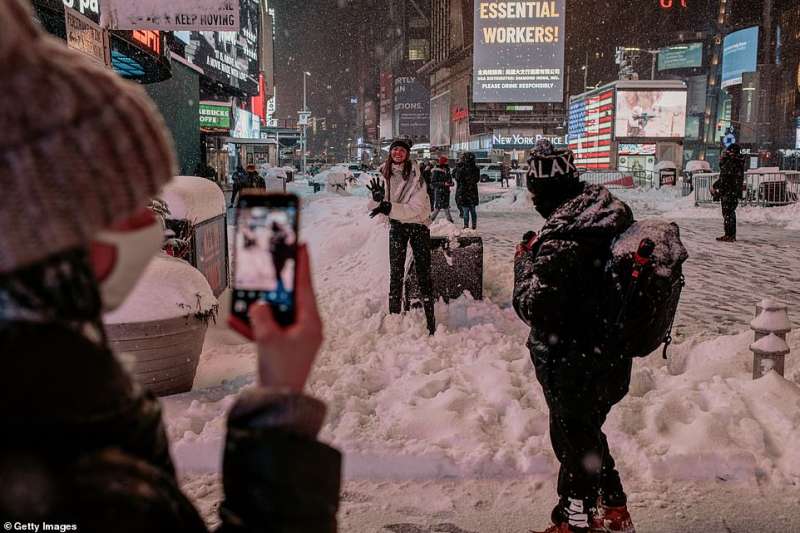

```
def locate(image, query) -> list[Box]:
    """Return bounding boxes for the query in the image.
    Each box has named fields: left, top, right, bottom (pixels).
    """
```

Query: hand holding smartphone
left=230, top=191, right=300, bottom=328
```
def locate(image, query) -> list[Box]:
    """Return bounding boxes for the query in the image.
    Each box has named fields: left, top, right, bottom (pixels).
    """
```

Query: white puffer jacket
left=368, top=161, right=431, bottom=226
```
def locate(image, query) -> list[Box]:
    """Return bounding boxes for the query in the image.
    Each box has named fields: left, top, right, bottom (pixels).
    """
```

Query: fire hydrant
left=750, top=298, right=792, bottom=379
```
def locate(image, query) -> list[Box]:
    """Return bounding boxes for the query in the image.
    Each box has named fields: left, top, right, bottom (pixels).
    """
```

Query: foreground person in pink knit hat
left=0, top=1, right=340, bottom=532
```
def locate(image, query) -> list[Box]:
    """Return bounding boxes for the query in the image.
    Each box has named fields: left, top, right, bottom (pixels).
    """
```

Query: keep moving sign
left=473, top=1, right=565, bottom=103
left=100, top=0, right=240, bottom=31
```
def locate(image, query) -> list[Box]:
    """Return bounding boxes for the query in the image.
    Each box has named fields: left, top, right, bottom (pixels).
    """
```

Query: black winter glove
left=366, top=178, right=386, bottom=202
left=369, top=201, right=392, bottom=218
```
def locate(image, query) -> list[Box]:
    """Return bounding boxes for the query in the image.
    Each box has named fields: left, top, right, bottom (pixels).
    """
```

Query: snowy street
left=166, top=184, right=800, bottom=532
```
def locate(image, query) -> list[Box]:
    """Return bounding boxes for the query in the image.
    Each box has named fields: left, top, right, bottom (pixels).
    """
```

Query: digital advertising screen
left=658, top=42, right=703, bottom=71
left=174, top=0, right=260, bottom=95
left=721, top=26, right=759, bottom=89
left=614, top=90, right=687, bottom=138
left=472, top=0, right=565, bottom=103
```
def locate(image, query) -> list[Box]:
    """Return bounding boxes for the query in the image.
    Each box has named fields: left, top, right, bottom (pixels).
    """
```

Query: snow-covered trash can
left=162, top=176, right=228, bottom=296
left=750, top=298, right=793, bottom=379
left=404, top=236, right=484, bottom=308
left=103, top=255, right=218, bottom=397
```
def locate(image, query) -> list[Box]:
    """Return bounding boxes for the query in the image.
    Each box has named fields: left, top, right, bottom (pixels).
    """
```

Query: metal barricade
left=580, top=171, right=635, bottom=188
left=694, top=171, right=800, bottom=207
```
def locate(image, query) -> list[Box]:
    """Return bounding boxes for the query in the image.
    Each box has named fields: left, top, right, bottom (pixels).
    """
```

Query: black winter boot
left=423, top=300, right=436, bottom=335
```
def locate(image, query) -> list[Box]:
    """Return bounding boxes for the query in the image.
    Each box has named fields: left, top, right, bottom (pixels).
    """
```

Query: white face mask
left=93, top=221, right=164, bottom=312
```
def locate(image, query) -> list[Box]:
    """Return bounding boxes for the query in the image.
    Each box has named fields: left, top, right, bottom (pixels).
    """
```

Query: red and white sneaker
left=590, top=505, right=636, bottom=533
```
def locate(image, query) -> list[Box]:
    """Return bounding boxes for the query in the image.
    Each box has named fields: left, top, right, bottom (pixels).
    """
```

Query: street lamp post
left=302, top=71, right=311, bottom=178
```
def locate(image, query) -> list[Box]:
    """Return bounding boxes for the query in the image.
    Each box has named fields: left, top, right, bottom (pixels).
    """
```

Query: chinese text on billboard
left=472, top=1, right=565, bottom=103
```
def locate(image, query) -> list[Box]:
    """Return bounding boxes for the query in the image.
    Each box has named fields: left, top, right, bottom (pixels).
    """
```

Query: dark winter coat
left=454, top=163, right=480, bottom=207
left=716, top=152, right=746, bottom=199
left=513, top=183, right=634, bottom=360
left=0, top=323, right=341, bottom=533
left=431, top=165, right=453, bottom=209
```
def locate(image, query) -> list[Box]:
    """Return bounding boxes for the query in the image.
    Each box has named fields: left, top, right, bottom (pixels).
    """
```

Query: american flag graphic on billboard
left=568, top=89, right=614, bottom=169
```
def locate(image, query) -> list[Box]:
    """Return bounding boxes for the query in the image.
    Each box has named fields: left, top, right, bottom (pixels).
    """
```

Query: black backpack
left=605, top=220, right=688, bottom=358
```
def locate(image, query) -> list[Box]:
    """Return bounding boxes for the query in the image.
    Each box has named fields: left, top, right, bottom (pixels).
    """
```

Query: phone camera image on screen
left=234, top=204, right=297, bottom=325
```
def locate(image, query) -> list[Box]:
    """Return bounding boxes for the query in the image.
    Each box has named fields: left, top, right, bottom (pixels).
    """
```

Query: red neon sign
left=132, top=30, right=161, bottom=55
left=660, top=0, right=688, bottom=8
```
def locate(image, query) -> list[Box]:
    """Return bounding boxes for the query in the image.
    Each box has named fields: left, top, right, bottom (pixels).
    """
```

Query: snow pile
left=104, top=254, right=217, bottom=324
left=162, top=176, right=226, bottom=222
left=166, top=192, right=800, bottom=490
left=481, top=188, right=534, bottom=212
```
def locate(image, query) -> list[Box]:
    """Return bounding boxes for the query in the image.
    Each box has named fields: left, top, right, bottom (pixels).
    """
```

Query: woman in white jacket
left=367, top=138, right=436, bottom=334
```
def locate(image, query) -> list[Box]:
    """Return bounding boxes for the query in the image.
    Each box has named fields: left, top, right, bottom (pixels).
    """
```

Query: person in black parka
left=455, top=152, right=480, bottom=230
left=714, top=144, right=745, bottom=242
left=430, top=156, right=454, bottom=222
left=514, top=140, right=637, bottom=533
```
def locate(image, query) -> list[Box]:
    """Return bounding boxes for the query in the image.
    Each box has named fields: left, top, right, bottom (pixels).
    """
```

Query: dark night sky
left=271, top=0, right=361, bottom=121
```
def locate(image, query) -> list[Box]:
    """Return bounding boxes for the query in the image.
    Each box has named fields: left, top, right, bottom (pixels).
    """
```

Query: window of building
left=408, top=38, right=429, bottom=61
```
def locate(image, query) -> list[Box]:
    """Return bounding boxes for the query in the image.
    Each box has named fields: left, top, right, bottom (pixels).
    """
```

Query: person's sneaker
left=716, top=235, right=734, bottom=242
left=590, top=505, right=636, bottom=533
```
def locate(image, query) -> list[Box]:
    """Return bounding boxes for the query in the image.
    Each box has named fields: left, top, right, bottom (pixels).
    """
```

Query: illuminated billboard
left=568, top=88, right=614, bottom=169
left=614, top=90, right=687, bottom=138
left=721, top=27, right=759, bottom=89
left=174, top=0, right=260, bottom=95
left=472, top=0, right=565, bottom=103
left=658, top=42, right=703, bottom=71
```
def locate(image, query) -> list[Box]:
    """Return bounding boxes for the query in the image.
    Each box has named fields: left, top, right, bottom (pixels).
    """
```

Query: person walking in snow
left=454, top=152, right=480, bottom=230
left=229, top=163, right=248, bottom=207
left=0, top=2, right=340, bottom=530
left=713, top=143, right=745, bottom=242
left=421, top=159, right=435, bottom=210
left=514, top=139, right=636, bottom=533
left=366, top=137, right=436, bottom=335
left=500, top=160, right=511, bottom=188
left=430, top=156, right=454, bottom=223
left=245, top=163, right=266, bottom=189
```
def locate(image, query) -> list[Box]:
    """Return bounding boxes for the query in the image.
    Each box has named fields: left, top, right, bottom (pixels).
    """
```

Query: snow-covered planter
left=103, top=254, right=218, bottom=397
left=161, top=176, right=228, bottom=296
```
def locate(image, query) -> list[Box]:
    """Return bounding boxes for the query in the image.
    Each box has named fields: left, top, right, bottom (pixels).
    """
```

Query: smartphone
left=232, top=191, right=300, bottom=327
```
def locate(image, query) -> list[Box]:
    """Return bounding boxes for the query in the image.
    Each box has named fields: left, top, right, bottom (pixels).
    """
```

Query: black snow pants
left=531, top=346, right=633, bottom=523
left=389, top=220, right=435, bottom=334
left=721, top=196, right=738, bottom=238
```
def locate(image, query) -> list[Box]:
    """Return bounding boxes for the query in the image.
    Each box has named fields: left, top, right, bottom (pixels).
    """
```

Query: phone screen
left=232, top=197, right=298, bottom=326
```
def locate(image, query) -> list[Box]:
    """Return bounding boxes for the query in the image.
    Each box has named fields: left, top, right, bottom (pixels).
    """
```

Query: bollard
left=750, top=298, right=792, bottom=379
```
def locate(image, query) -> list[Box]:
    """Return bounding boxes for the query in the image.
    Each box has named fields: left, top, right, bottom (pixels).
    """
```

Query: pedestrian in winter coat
left=229, top=164, right=248, bottom=207
left=430, top=156, right=454, bottom=223
left=454, top=152, right=480, bottom=230
left=500, top=161, right=511, bottom=188
left=514, top=139, right=636, bottom=533
left=366, top=137, right=436, bottom=335
left=245, top=164, right=267, bottom=189
left=0, top=4, right=341, bottom=532
left=714, top=144, right=745, bottom=242
left=421, top=160, right=435, bottom=210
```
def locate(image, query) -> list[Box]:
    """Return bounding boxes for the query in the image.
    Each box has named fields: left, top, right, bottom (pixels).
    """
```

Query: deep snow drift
left=162, top=183, right=800, bottom=530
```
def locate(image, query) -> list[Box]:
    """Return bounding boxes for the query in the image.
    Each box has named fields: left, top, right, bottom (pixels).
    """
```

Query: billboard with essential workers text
left=473, top=1, right=565, bottom=103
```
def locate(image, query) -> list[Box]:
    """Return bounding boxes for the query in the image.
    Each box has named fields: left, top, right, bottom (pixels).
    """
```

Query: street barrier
left=694, top=171, right=800, bottom=207
left=580, top=171, right=636, bottom=189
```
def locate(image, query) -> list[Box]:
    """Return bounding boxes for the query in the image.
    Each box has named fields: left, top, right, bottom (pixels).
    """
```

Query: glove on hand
left=515, top=230, right=538, bottom=258
left=369, top=201, right=392, bottom=218
left=367, top=178, right=386, bottom=202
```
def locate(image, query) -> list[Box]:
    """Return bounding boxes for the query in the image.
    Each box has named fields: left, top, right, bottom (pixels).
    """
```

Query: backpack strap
left=661, top=274, right=685, bottom=359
